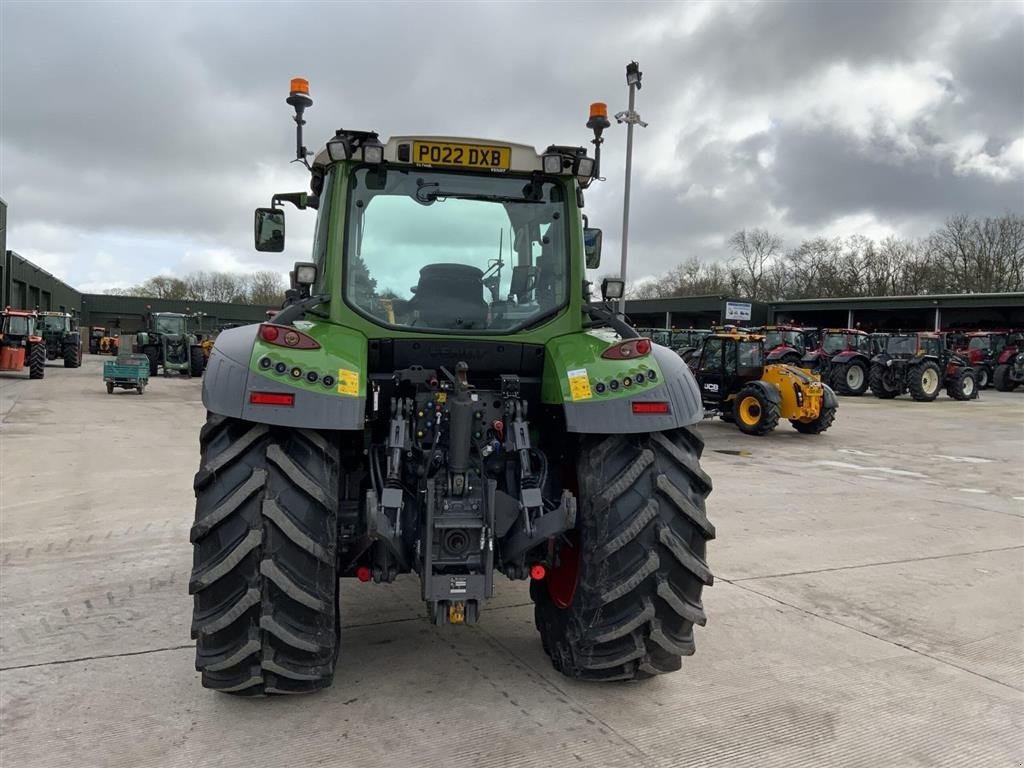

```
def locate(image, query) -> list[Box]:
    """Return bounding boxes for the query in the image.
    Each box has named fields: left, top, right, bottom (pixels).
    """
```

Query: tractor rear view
left=802, top=329, right=872, bottom=396
left=869, top=333, right=976, bottom=401
left=188, top=80, right=715, bottom=695
left=0, top=308, right=45, bottom=379
left=691, top=330, right=838, bottom=435
left=136, top=312, right=204, bottom=377
left=37, top=311, right=83, bottom=368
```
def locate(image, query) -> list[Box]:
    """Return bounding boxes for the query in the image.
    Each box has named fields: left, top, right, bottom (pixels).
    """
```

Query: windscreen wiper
left=415, top=189, right=544, bottom=205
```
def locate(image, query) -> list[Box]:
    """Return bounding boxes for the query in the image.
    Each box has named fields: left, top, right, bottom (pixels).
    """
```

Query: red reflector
left=249, top=391, right=294, bottom=406
left=530, top=564, right=547, bottom=580
left=260, top=324, right=280, bottom=342
left=356, top=565, right=372, bottom=582
left=632, top=401, right=670, bottom=414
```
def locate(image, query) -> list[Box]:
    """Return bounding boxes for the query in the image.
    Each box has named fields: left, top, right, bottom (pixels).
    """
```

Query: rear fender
left=744, top=379, right=782, bottom=405
left=203, top=322, right=367, bottom=430
left=831, top=351, right=866, bottom=365
left=821, top=384, right=838, bottom=409
left=544, top=335, right=704, bottom=433
left=766, top=345, right=798, bottom=362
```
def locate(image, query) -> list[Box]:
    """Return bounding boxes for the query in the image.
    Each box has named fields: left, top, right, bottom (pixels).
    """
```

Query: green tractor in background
left=135, top=312, right=204, bottom=377
left=190, top=79, right=714, bottom=696
left=36, top=311, right=83, bottom=368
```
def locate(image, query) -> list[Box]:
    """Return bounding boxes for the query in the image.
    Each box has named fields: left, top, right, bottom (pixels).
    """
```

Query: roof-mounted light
left=542, top=154, right=564, bottom=174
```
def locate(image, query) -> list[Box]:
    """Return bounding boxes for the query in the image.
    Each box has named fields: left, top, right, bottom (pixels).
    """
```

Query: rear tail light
left=258, top=323, right=320, bottom=349
left=601, top=338, right=651, bottom=360
left=249, top=391, right=295, bottom=406
left=632, top=401, right=670, bottom=414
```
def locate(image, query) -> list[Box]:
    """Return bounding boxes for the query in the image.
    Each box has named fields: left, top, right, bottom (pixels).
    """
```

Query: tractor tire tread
left=908, top=361, right=941, bottom=402
left=190, top=414, right=341, bottom=695
left=869, top=365, right=899, bottom=399
left=532, top=427, right=713, bottom=682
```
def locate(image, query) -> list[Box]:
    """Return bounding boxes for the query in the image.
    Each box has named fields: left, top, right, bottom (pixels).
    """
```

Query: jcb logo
left=703, top=383, right=719, bottom=393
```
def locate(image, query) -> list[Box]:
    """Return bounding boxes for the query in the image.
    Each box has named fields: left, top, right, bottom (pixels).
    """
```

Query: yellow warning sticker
left=567, top=368, right=592, bottom=401
left=436, top=392, right=448, bottom=403
left=337, top=368, right=360, bottom=396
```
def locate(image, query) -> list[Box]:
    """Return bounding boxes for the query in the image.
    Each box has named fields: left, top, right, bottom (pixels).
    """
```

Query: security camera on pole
left=615, top=61, right=648, bottom=317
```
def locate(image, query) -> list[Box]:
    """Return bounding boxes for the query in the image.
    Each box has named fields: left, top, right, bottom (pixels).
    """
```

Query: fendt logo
left=426, top=347, right=489, bottom=361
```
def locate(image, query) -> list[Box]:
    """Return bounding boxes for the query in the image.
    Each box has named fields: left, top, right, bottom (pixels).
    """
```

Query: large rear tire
left=532, top=428, right=714, bottom=681
left=832, top=359, right=869, bottom=396
left=947, top=368, right=977, bottom=400
left=993, top=365, right=1017, bottom=392
left=189, top=415, right=341, bottom=695
left=908, top=361, right=941, bottom=402
left=63, top=340, right=81, bottom=368
left=791, top=402, right=837, bottom=434
left=189, top=346, right=205, bottom=378
left=976, top=366, right=990, bottom=389
left=869, top=364, right=900, bottom=399
left=28, top=344, right=45, bottom=379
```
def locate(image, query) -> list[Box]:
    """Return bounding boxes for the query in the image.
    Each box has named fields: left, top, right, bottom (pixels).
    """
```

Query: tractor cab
left=882, top=332, right=942, bottom=359
left=669, top=329, right=711, bottom=361
left=803, top=328, right=872, bottom=396
left=752, top=325, right=809, bottom=365
left=691, top=332, right=766, bottom=406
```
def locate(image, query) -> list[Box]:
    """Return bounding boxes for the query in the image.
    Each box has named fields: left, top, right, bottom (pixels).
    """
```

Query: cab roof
left=313, top=135, right=550, bottom=174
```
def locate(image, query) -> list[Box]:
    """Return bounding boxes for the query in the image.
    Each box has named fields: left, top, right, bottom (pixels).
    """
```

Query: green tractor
left=135, top=312, right=204, bottom=377
left=36, top=311, right=83, bottom=368
left=189, top=80, right=715, bottom=695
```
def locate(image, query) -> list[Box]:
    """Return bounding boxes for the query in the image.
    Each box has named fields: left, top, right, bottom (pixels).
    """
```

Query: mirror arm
left=585, top=304, right=639, bottom=339
left=270, top=294, right=331, bottom=326
left=271, top=192, right=308, bottom=210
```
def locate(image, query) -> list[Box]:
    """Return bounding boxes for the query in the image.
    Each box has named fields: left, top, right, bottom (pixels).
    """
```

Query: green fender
left=542, top=331, right=704, bottom=433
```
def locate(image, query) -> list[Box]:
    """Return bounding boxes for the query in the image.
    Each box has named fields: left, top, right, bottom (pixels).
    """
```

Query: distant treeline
left=104, top=270, right=286, bottom=306
left=628, top=213, right=1024, bottom=301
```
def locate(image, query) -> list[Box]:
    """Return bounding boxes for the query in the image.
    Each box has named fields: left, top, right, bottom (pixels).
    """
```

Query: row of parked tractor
left=643, top=326, right=1024, bottom=399
left=633, top=325, right=1023, bottom=438
left=0, top=307, right=213, bottom=390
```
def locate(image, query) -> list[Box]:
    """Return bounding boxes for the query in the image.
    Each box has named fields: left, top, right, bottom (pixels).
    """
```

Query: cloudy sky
left=2, top=1, right=1022, bottom=293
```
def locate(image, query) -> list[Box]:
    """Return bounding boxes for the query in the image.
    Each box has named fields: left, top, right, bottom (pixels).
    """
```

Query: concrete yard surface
left=1, top=357, right=1022, bottom=767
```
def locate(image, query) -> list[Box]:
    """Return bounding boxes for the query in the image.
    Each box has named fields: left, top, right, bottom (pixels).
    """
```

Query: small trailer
left=103, top=353, right=150, bottom=395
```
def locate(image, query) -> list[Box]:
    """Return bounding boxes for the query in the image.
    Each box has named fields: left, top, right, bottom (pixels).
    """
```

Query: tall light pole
left=615, top=61, right=648, bottom=316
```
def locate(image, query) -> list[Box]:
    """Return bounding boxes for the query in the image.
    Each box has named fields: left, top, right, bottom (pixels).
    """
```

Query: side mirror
left=255, top=208, right=286, bottom=252
left=583, top=228, right=603, bottom=269
left=601, top=277, right=624, bottom=301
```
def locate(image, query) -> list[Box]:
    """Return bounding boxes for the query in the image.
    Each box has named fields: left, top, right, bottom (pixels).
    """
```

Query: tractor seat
left=409, top=264, right=488, bottom=329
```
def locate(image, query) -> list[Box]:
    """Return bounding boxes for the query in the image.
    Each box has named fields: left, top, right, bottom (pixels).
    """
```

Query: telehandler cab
left=190, top=79, right=715, bottom=695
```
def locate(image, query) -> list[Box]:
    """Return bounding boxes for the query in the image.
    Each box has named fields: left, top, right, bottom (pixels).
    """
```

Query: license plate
left=412, top=141, right=510, bottom=170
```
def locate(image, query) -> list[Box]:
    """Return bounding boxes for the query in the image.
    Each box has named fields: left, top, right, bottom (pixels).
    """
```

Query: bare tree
left=727, top=229, right=784, bottom=300
left=247, top=271, right=287, bottom=305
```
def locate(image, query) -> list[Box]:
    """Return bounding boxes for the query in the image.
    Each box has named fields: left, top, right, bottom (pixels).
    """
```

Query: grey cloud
left=1, top=0, right=1021, bottom=290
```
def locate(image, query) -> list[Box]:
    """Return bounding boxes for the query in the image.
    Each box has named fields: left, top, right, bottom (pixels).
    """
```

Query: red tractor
left=994, top=348, right=1024, bottom=391
left=0, top=307, right=46, bottom=379
left=959, top=331, right=1020, bottom=389
left=801, top=328, right=872, bottom=395
left=752, top=325, right=814, bottom=366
